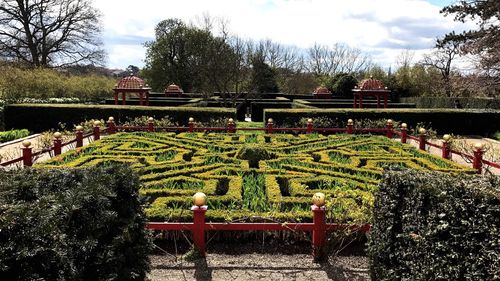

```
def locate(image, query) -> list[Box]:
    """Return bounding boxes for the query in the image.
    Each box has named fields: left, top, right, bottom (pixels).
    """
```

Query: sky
left=93, top=0, right=472, bottom=70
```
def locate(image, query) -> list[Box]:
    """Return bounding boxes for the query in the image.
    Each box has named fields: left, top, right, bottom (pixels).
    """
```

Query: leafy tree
left=143, top=19, right=195, bottom=92
left=126, top=65, right=140, bottom=76
left=143, top=18, right=241, bottom=99
left=250, top=56, right=279, bottom=93
left=325, top=73, right=357, bottom=97
left=0, top=0, right=104, bottom=67
left=365, top=65, right=388, bottom=81
left=333, top=74, right=358, bottom=97
left=441, top=0, right=500, bottom=73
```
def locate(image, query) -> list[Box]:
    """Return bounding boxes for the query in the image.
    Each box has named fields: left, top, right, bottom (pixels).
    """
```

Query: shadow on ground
left=149, top=238, right=370, bottom=281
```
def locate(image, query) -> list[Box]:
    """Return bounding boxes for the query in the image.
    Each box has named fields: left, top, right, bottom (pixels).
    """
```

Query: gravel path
left=148, top=241, right=370, bottom=281
left=403, top=137, right=500, bottom=175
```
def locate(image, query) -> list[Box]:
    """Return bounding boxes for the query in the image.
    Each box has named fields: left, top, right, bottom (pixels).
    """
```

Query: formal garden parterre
left=35, top=131, right=474, bottom=223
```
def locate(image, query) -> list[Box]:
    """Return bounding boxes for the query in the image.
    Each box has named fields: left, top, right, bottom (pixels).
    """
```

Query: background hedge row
left=0, top=66, right=115, bottom=102
left=400, top=96, right=500, bottom=109
left=368, top=170, right=499, bottom=280
left=0, top=163, right=151, bottom=280
left=264, top=108, right=500, bottom=136
left=4, top=104, right=237, bottom=132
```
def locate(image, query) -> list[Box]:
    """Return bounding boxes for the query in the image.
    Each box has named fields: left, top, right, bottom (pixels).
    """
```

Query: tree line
left=0, top=0, right=498, bottom=99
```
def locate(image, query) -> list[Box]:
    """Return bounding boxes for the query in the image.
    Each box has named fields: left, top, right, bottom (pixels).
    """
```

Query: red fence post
left=107, top=117, right=116, bottom=135
left=227, top=118, right=235, bottom=133
left=267, top=118, right=274, bottom=134
left=400, top=123, right=407, bottom=144
left=311, top=192, right=327, bottom=262
left=148, top=117, right=155, bottom=132
left=192, top=192, right=207, bottom=256
left=93, top=121, right=101, bottom=141
left=442, top=134, right=452, bottom=159
left=307, top=118, right=313, bottom=134
left=473, top=143, right=484, bottom=174
left=53, top=132, right=62, bottom=156
left=22, top=140, right=32, bottom=167
left=75, top=126, right=84, bottom=148
left=386, top=119, right=393, bottom=138
left=188, top=117, right=194, bottom=133
left=347, top=119, right=353, bottom=134
left=418, top=128, right=426, bottom=150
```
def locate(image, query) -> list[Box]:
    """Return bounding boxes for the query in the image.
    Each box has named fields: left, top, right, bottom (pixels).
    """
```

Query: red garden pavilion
left=112, top=75, right=151, bottom=106
left=164, top=84, right=184, bottom=97
left=352, top=77, right=391, bottom=109
left=312, top=85, right=332, bottom=99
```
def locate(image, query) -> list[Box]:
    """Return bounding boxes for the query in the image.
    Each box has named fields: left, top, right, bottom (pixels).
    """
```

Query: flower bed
left=36, top=132, right=474, bottom=223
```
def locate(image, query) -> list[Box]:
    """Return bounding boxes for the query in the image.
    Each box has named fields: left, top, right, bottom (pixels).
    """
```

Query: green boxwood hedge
left=0, top=163, right=152, bottom=280
left=264, top=108, right=500, bottom=135
left=4, top=104, right=236, bottom=132
left=368, top=170, right=499, bottom=280
left=400, top=97, right=500, bottom=109
left=0, top=129, right=30, bottom=143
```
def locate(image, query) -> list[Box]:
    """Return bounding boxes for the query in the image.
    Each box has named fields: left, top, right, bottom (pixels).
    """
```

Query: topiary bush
left=236, top=144, right=275, bottom=168
left=0, top=163, right=152, bottom=281
left=368, top=169, right=499, bottom=281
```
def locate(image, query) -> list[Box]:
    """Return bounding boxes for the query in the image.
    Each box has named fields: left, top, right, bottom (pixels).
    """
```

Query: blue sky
left=94, top=0, right=470, bottom=70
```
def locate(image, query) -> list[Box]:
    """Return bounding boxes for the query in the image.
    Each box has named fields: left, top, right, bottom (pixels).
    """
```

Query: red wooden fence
left=146, top=202, right=371, bottom=261
left=1, top=116, right=499, bottom=260
left=1, top=117, right=499, bottom=173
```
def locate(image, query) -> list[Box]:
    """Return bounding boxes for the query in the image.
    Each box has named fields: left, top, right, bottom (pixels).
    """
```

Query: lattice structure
left=37, top=133, right=473, bottom=223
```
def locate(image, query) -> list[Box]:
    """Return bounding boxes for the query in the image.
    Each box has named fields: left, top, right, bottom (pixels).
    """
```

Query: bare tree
left=396, top=49, right=415, bottom=69
left=422, top=35, right=462, bottom=96
left=307, top=43, right=333, bottom=78
left=307, top=43, right=372, bottom=78
left=0, top=0, right=104, bottom=67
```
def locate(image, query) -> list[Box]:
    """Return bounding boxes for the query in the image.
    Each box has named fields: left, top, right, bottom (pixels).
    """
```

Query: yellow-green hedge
left=36, top=132, right=475, bottom=223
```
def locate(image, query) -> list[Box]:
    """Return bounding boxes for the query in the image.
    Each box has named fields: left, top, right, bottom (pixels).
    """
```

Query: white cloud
left=93, top=0, right=473, bottom=69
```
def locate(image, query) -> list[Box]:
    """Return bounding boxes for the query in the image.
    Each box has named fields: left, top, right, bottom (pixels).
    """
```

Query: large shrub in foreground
left=0, top=164, right=152, bottom=281
left=368, top=170, right=499, bottom=280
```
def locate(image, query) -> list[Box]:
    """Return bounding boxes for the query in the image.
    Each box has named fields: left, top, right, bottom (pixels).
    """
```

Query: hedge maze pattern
left=37, top=132, right=474, bottom=222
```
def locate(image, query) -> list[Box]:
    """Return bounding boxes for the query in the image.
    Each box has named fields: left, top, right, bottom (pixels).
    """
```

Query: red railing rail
left=146, top=203, right=371, bottom=261
left=1, top=117, right=498, bottom=174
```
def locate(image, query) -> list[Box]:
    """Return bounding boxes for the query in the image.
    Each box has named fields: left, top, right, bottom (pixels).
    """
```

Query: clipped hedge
left=0, top=66, right=115, bottom=102
left=37, top=132, right=472, bottom=223
left=401, top=96, right=500, bottom=109
left=4, top=104, right=236, bottom=132
left=264, top=108, right=500, bottom=135
left=0, top=129, right=30, bottom=143
left=368, top=170, right=499, bottom=281
left=0, top=163, right=151, bottom=280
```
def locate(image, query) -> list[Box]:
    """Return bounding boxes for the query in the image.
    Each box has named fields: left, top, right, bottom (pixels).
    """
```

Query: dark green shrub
left=264, top=108, right=500, bottom=135
left=0, top=163, right=152, bottom=281
left=4, top=104, right=236, bottom=132
left=329, top=73, right=358, bottom=97
left=368, top=169, right=499, bottom=281
left=236, top=144, right=275, bottom=168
